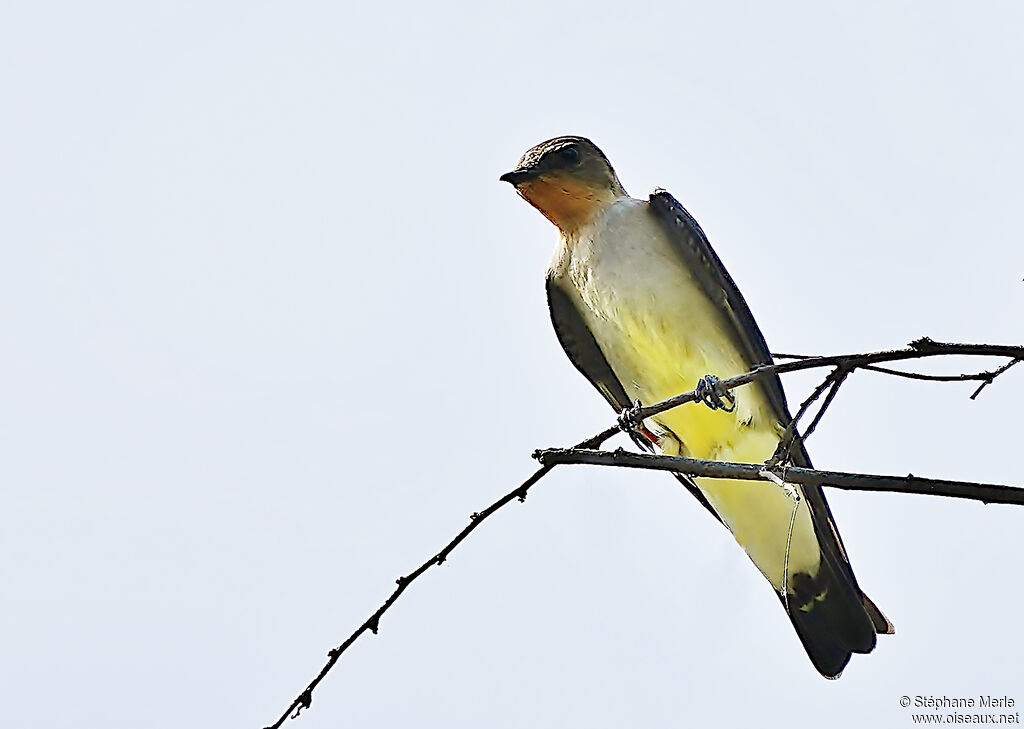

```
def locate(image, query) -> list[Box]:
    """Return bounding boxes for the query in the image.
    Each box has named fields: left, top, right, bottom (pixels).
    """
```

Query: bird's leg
left=695, top=374, right=736, bottom=412
left=617, top=400, right=667, bottom=453
left=617, top=399, right=644, bottom=434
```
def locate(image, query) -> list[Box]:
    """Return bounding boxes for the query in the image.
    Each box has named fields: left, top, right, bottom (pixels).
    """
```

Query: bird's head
left=500, top=136, right=626, bottom=234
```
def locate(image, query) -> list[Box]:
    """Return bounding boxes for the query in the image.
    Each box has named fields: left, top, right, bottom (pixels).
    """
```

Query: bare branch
left=263, top=337, right=1023, bottom=728
left=773, top=350, right=1021, bottom=397
left=261, top=426, right=622, bottom=729
left=970, top=358, right=1020, bottom=400
left=632, top=339, right=1023, bottom=426
left=768, top=366, right=849, bottom=467
left=534, top=448, right=1024, bottom=507
left=800, top=369, right=848, bottom=444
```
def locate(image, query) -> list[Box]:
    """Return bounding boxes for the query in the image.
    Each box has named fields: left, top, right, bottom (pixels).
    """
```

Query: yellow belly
left=609, top=306, right=821, bottom=591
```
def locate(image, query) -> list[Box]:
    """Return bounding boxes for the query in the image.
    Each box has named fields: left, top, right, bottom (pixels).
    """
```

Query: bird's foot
left=617, top=399, right=644, bottom=434
left=695, top=374, right=736, bottom=412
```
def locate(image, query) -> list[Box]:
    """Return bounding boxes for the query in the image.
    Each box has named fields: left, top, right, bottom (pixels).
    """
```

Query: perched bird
left=500, top=136, right=892, bottom=678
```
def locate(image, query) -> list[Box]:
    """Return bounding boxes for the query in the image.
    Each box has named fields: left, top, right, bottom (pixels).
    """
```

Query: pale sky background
left=3, top=2, right=1024, bottom=727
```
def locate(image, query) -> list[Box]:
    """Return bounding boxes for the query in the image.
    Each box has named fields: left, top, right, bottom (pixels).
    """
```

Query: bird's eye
left=558, top=146, right=581, bottom=166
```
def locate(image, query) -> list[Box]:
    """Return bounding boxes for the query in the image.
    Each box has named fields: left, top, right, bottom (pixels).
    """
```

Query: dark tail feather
left=784, top=556, right=891, bottom=678
left=862, top=591, right=896, bottom=635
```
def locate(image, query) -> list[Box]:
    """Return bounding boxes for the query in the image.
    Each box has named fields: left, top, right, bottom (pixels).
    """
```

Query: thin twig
left=773, top=351, right=1021, bottom=396
left=628, top=340, right=1024, bottom=427
left=261, top=426, right=622, bottom=729
left=769, top=366, right=847, bottom=467
left=535, top=448, right=1024, bottom=507
left=263, top=338, right=1024, bottom=727
left=970, top=359, right=1020, bottom=400
left=799, top=368, right=850, bottom=446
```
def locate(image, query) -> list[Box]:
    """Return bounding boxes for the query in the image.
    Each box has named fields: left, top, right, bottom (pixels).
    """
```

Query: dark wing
left=546, top=277, right=631, bottom=412
left=647, top=189, right=798, bottom=430
left=546, top=275, right=721, bottom=522
left=648, top=190, right=893, bottom=669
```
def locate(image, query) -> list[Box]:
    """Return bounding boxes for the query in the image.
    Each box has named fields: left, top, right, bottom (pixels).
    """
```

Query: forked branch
left=262, top=338, right=1022, bottom=728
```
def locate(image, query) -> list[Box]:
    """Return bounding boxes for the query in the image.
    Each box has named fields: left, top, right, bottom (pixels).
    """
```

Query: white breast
left=547, top=195, right=821, bottom=589
left=550, top=196, right=761, bottom=426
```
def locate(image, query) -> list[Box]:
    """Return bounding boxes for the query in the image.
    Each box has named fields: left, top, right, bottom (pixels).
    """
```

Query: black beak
left=499, top=169, right=534, bottom=185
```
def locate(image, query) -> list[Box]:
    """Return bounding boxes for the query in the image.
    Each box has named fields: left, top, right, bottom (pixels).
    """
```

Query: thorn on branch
left=608, top=447, right=633, bottom=464
left=290, top=690, right=312, bottom=719
left=910, top=336, right=938, bottom=350
left=264, top=338, right=1024, bottom=729
left=695, top=374, right=737, bottom=412
left=516, top=486, right=528, bottom=502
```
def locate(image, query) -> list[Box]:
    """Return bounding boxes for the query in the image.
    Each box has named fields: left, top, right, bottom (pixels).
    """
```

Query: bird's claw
left=617, top=399, right=644, bottom=433
left=696, top=374, right=736, bottom=412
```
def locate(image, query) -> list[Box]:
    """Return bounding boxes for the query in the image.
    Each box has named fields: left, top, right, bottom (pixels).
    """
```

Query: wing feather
left=646, top=189, right=882, bottom=629
left=546, top=275, right=721, bottom=522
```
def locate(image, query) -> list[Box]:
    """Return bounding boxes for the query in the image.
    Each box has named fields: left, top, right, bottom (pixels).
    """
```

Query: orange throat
left=517, top=175, right=616, bottom=233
